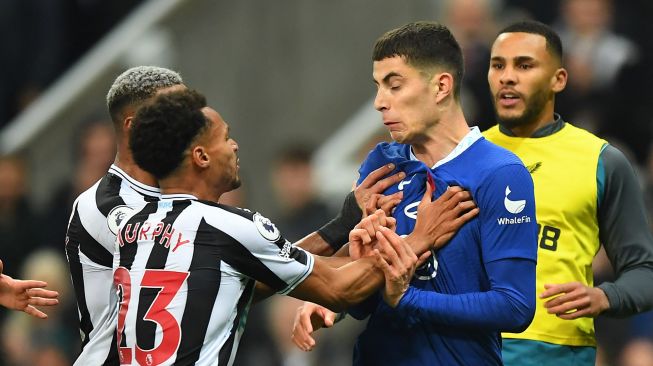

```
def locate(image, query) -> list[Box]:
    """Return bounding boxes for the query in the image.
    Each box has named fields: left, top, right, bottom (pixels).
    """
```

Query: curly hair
left=106, top=66, right=183, bottom=124
left=373, top=21, right=464, bottom=99
left=129, top=89, right=208, bottom=180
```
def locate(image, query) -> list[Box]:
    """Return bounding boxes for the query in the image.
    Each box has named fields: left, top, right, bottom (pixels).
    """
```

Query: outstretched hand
left=541, top=282, right=610, bottom=319
left=0, top=259, right=59, bottom=319
left=292, top=302, right=337, bottom=351
left=409, top=182, right=479, bottom=254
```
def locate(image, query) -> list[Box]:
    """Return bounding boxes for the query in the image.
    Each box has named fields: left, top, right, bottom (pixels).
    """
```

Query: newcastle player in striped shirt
left=119, top=89, right=451, bottom=366
left=65, top=67, right=414, bottom=364
left=65, top=66, right=184, bottom=365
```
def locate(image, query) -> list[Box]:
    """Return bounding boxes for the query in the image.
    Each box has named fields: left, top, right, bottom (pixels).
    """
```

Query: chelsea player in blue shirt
left=293, top=22, right=538, bottom=365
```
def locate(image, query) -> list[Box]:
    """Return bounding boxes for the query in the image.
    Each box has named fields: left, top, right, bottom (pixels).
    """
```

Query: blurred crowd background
left=0, top=0, right=652, bottom=365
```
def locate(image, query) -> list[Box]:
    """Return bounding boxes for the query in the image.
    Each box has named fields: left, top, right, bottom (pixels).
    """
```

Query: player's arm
left=305, top=164, right=404, bottom=256
left=289, top=227, right=417, bottom=313
left=380, top=257, right=536, bottom=332
left=543, top=145, right=653, bottom=318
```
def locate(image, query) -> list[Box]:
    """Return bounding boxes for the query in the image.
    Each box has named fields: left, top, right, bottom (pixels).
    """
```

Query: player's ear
left=433, top=72, right=454, bottom=103
left=191, top=145, right=210, bottom=168
left=551, top=67, right=567, bottom=93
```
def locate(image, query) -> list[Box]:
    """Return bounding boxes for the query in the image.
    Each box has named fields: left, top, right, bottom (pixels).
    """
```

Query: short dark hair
left=373, top=21, right=464, bottom=98
left=497, top=21, right=563, bottom=62
left=129, top=89, right=208, bottom=180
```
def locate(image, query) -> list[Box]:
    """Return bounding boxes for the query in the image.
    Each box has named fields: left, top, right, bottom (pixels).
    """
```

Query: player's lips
left=497, top=89, right=521, bottom=108
left=383, top=120, right=400, bottom=129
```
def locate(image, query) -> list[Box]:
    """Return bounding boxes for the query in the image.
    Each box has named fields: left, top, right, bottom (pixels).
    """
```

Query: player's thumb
left=0, top=259, right=4, bottom=275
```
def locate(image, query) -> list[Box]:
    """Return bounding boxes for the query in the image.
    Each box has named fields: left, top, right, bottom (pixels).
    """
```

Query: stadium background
left=0, top=0, right=651, bottom=365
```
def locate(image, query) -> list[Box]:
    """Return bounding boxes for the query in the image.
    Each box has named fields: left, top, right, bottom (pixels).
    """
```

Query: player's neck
left=411, top=109, right=470, bottom=168
left=159, top=170, right=222, bottom=203
left=114, top=150, right=158, bottom=187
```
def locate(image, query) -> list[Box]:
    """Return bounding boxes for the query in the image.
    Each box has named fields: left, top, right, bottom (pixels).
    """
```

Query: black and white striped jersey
left=113, top=194, right=314, bottom=366
left=65, top=164, right=160, bottom=365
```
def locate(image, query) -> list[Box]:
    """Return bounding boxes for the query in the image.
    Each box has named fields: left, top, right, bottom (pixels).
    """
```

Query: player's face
left=373, top=56, right=440, bottom=144
left=488, top=32, right=564, bottom=129
left=202, top=107, right=241, bottom=193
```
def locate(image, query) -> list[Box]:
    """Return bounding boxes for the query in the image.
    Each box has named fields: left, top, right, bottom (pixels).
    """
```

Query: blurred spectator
left=0, top=156, right=41, bottom=279
left=42, top=119, right=116, bottom=248
left=1, top=250, right=79, bottom=366
left=270, top=144, right=333, bottom=240
left=440, top=0, right=499, bottom=130
left=553, top=0, right=651, bottom=162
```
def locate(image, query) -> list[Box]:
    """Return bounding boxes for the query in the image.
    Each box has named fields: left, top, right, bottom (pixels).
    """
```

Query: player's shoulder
left=194, top=200, right=256, bottom=221
left=471, top=137, right=526, bottom=172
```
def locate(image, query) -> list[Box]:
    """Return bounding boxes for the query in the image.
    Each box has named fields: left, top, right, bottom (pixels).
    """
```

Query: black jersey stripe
left=198, top=200, right=255, bottom=220
left=218, top=280, right=255, bottom=366
left=175, top=218, right=223, bottom=365
left=66, top=209, right=94, bottom=350
left=118, top=202, right=159, bottom=270
left=96, top=173, right=126, bottom=217
left=136, top=200, right=192, bottom=352
left=210, top=226, right=287, bottom=291
left=66, top=209, right=114, bottom=268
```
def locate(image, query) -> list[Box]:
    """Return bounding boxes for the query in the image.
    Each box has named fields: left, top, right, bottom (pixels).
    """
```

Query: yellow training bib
left=484, top=123, right=606, bottom=346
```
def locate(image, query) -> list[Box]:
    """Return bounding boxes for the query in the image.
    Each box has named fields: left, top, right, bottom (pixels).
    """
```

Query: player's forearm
left=296, top=232, right=336, bottom=256
left=293, top=256, right=383, bottom=313
left=252, top=281, right=276, bottom=303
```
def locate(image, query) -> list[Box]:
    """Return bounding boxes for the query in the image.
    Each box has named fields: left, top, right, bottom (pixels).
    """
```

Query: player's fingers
left=416, top=251, right=432, bottom=267
left=25, top=287, right=59, bottom=299
left=365, top=194, right=380, bottom=217
left=322, top=309, right=336, bottom=328
left=28, top=297, right=59, bottom=307
left=546, top=297, right=590, bottom=315
left=557, top=307, right=592, bottom=320
left=420, top=181, right=434, bottom=205
left=377, top=192, right=402, bottom=216
left=378, top=227, right=407, bottom=261
left=385, top=217, right=397, bottom=231
left=15, top=280, right=49, bottom=291
left=359, top=164, right=396, bottom=189
left=540, top=282, right=579, bottom=299
left=350, top=228, right=372, bottom=246
left=371, top=171, right=406, bottom=193
left=0, top=259, right=3, bottom=275
left=374, top=249, right=397, bottom=278
left=23, top=305, right=48, bottom=319
left=543, top=289, right=582, bottom=308
left=453, top=200, right=477, bottom=215
left=375, top=233, right=401, bottom=269
left=456, top=207, right=480, bottom=223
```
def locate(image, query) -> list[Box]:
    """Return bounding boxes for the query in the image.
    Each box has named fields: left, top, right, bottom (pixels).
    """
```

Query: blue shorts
left=502, top=339, right=596, bottom=366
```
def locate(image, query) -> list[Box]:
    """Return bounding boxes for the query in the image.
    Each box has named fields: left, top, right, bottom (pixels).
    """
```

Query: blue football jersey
left=350, top=134, right=537, bottom=366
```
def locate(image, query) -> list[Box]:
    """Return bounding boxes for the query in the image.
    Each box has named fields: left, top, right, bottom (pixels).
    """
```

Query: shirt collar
left=409, top=126, right=483, bottom=169
left=498, top=113, right=565, bottom=138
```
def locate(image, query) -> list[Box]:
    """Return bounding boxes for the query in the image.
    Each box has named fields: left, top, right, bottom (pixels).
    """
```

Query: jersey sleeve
left=597, top=145, right=653, bottom=315
left=477, top=164, right=538, bottom=263
left=206, top=210, right=315, bottom=295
